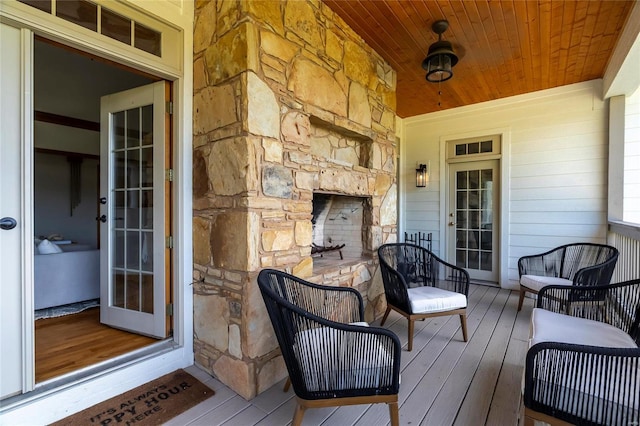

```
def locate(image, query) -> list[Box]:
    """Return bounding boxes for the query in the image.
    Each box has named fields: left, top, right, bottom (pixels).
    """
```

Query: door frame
left=0, top=23, right=35, bottom=399
left=0, top=1, right=193, bottom=423
left=439, top=128, right=511, bottom=288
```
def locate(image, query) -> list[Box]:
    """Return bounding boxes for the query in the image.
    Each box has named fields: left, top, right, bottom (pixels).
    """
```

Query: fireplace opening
left=311, top=193, right=369, bottom=268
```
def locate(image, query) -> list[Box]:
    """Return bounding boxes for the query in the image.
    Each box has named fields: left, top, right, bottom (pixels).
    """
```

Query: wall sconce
left=416, top=163, right=428, bottom=187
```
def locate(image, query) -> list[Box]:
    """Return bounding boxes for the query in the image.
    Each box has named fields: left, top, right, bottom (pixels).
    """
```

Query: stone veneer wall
left=192, top=0, right=398, bottom=399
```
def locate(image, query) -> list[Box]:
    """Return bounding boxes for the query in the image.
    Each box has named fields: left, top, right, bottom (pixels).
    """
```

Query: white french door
left=448, top=160, right=500, bottom=283
left=99, top=81, right=170, bottom=339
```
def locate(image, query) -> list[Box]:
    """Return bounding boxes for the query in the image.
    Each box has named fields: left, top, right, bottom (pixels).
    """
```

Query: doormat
left=51, top=369, right=214, bottom=426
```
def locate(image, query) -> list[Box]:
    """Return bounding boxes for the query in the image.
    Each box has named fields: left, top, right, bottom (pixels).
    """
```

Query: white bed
left=34, top=244, right=100, bottom=310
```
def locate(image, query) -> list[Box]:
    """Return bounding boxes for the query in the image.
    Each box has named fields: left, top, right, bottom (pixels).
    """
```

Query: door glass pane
left=135, top=23, right=162, bottom=57
left=114, top=272, right=125, bottom=308
left=101, top=8, right=131, bottom=45
left=110, top=105, right=154, bottom=314
left=141, top=147, right=153, bottom=187
left=141, top=231, right=153, bottom=272
left=141, top=189, right=153, bottom=229
left=127, top=108, right=140, bottom=148
left=481, top=252, right=492, bottom=271
left=18, top=0, right=52, bottom=13
left=126, top=273, right=141, bottom=311
left=457, top=171, right=467, bottom=189
left=113, top=112, right=125, bottom=150
left=141, top=274, right=154, bottom=313
left=56, top=0, right=97, bottom=32
left=455, top=166, right=494, bottom=273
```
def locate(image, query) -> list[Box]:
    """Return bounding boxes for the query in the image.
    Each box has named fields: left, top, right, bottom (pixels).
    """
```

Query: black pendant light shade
left=422, top=20, right=458, bottom=82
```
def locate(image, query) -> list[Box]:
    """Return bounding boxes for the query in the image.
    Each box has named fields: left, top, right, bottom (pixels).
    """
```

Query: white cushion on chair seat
left=408, top=286, right=466, bottom=314
left=520, top=275, right=572, bottom=292
left=530, top=308, right=637, bottom=348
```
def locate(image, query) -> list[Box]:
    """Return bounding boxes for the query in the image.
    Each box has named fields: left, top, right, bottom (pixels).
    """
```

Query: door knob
left=448, top=221, right=456, bottom=226
left=96, top=215, right=107, bottom=223
left=0, top=217, right=17, bottom=230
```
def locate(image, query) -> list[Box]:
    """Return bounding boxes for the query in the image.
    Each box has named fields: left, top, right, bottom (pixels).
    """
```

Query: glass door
left=99, top=81, right=170, bottom=338
left=448, top=160, right=499, bottom=283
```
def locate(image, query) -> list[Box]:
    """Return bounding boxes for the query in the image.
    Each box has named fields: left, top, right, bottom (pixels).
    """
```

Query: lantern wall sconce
left=416, top=163, right=428, bottom=187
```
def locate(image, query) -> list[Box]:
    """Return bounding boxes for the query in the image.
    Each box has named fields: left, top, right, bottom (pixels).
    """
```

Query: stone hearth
left=192, top=0, right=397, bottom=400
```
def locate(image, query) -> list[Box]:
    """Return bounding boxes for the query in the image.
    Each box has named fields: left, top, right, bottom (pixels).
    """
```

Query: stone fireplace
left=192, top=0, right=397, bottom=399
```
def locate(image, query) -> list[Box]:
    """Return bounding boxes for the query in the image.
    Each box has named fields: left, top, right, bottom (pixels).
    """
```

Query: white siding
left=624, top=87, right=640, bottom=223
left=401, top=80, right=609, bottom=289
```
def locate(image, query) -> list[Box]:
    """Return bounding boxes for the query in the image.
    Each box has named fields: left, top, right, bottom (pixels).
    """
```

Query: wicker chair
left=523, top=279, right=640, bottom=426
left=517, top=243, right=619, bottom=311
left=257, top=269, right=401, bottom=426
left=378, top=243, right=470, bottom=351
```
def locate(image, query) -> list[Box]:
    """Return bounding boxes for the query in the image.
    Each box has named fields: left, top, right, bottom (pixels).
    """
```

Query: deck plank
left=453, top=289, right=516, bottom=425
left=421, top=289, right=509, bottom=425
left=393, top=287, right=499, bottom=425
left=350, top=285, right=493, bottom=426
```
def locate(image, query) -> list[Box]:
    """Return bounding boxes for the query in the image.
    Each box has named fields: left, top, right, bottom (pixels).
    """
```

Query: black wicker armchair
left=378, top=243, right=470, bottom=351
left=517, top=243, right=619, bottom=311
left=257, top=269, right=401, bottom=426
left=523, top=279, right=640, bottom=426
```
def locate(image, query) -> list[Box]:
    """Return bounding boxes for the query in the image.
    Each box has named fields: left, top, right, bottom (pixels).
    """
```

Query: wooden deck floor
left=168, top=285, right=533, bottom=426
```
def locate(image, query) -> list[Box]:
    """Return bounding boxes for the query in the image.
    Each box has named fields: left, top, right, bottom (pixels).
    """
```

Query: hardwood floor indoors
left=35, top=308, right=156, bottom=382
left=165, top=284, right=532, bottom=426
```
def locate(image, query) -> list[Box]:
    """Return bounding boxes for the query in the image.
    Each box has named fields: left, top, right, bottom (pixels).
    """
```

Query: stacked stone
left=192, top=0, right=398, bottom=399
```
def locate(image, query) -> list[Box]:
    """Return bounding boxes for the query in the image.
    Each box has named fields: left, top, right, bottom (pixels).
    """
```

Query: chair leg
left=517, top=288, right=526, bottom=311
left=459, top=314, right=468, bottom=342
left=283, top=377, right=291, bottom=392
left=380, top=306, right=392, bottom=326
left=388, top=401, right=399, bottom=426
left=407, top=319, right=414, bottom=351
left=292, top=401, right=306, bottom=426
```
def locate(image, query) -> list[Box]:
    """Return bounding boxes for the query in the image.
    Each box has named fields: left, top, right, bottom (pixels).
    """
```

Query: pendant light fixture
left=422, top=20, right=458, bottom=83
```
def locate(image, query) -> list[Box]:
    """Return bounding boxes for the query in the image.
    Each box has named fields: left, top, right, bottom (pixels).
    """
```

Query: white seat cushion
left=408, top=286, right=466, bottom=314
left=520, top=275, right=572, bottom=292
left=530, top=308, right=637, bottom=348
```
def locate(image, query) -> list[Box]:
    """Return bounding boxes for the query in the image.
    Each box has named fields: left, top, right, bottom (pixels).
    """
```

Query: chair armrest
left=537, top=280, right=640, bottom=339
left=524, top=342, right=640, bottom=425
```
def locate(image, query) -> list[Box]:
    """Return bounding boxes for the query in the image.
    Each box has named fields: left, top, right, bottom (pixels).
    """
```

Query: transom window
left=447, top=135, right=501, bottom=160
left=18, top=0, right=161, bottom=57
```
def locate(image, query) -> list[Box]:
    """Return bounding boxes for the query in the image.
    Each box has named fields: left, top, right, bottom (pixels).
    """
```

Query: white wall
left=401, top=80, right=609, bottom=288
left=34, top=152, right=99, bottom=247
left=624, top=87, right=640, bottom=223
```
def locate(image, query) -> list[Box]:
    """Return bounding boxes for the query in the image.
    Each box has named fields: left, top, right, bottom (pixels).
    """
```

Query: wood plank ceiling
left=323, top=0, right=635, bottom=118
